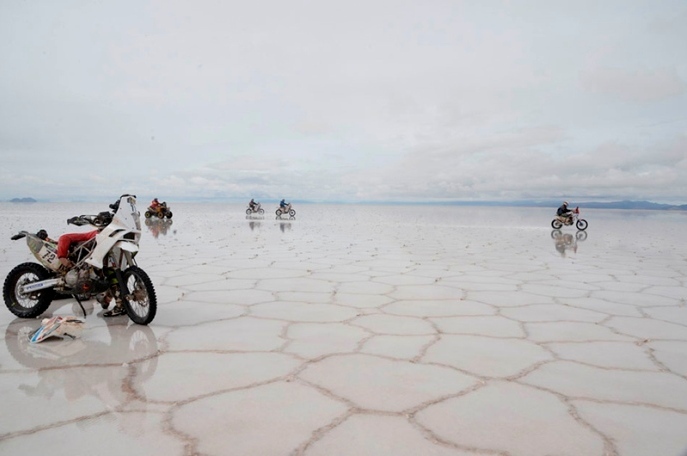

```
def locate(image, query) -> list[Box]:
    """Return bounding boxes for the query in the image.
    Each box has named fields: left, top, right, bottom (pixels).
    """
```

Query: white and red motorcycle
left=3, top=194, right=157, bottom=325
left=551, top=206, right=588, bottom=231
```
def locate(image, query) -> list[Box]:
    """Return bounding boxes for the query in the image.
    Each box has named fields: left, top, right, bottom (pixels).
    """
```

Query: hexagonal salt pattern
left=1, top=203, right=686, bottom=456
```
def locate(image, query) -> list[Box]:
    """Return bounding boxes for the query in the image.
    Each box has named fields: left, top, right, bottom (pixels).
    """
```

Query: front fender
left=115, top=241, right=139, bottom=253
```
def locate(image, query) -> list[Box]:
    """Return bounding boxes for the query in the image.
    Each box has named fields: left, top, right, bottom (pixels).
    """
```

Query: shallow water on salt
left=1, top=202, right=686, bottom=455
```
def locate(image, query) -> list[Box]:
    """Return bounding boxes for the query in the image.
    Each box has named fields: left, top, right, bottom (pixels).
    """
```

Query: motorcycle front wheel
left=3, top=263, right=54, bottom=318
left=551, top=219, right=563, bottom=229
left=258, top=208, right=264, bottom=214
left=576, top=219, right=588, bottom=231
left=121, top=266, right=157, bottom=325
left=289, top=209, right=296, bottom=217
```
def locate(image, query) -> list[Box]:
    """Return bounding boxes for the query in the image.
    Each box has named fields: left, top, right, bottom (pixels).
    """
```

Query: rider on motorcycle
left=557, top=201, right=573, bottom=223
left=249, top=198, right=258, bottom=211
left=56, top=231, right=98, bottom=268
left=280, top=199, right=288, bottom=209
left=150, top=198, right=161, bottom=211
left=37, top=228, right=123, bottom=316
left=36, top=228, right=99, bottom=269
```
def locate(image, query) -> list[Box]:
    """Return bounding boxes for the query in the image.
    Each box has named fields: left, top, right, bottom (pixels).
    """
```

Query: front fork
left=107, top=251, right=135, bottom=305
left=114, top=269, right=130, bottom=305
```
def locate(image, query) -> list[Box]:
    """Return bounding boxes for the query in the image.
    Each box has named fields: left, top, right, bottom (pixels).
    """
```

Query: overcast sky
left=1, top=0, right=686, bottom=203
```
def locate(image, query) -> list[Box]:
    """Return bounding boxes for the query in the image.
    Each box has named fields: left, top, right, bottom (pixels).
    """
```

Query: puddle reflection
left=5, top=319, right=158, bottom=406
left=279, top=222, right=292, bottom=233
left=551, top=230, right=587, bottom=257
left=247, top=221, right=262, bottom=231
left=145, top=218, right=174, bottom=238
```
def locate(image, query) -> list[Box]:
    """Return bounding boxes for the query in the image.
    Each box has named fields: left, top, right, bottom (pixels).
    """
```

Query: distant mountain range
left=9, top=197, right=37, bottom=203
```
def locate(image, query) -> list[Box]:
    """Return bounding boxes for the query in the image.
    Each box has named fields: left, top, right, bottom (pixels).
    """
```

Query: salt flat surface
left=0, top=202, right=686, bottom=456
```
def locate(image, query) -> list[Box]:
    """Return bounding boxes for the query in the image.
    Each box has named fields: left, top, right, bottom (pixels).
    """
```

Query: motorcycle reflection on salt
left=551, top=229, right=588, bottom=257
left=145, top=217, right=174, bottom=238
left=4, top=317, right=158, bottom=434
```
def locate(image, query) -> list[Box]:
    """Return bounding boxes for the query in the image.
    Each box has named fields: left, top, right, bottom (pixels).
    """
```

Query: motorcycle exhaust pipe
left=20, top=278, right=60, bottom=294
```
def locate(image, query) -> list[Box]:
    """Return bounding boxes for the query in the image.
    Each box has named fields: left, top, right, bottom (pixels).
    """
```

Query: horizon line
left=5, top=197, right=687, bottom=209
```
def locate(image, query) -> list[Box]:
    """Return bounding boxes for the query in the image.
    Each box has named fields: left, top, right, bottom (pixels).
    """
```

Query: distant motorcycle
left=246, top=202, right=264, bottom=215
left=551, top=207, right=588, bottom=230
left=3, top=194, right=157, bottom=325
left=145, top=202, right=172, bottom=219
left=276, top=203, right=296, bottom=218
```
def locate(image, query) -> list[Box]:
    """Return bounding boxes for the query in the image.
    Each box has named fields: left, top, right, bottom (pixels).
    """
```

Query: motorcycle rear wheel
left=121, top=266, right=157, bottom=325
left=276, top=209, right=282, bottom=217
left=246, top=208, right=252, bottom=215
left=576, top=219, right=588, bottom=231
left=3, top=263, right=54, bottom=318
left=551, top=219, right=563, bottom=229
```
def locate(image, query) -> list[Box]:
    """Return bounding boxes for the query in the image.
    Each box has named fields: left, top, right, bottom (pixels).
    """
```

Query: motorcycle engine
left=64, top=269, right=109, bottom=295
left=65, top=269, right=87, bottom=286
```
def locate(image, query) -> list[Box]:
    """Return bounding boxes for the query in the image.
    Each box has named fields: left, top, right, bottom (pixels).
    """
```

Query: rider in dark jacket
left=557, top=201, right=573, bottom=222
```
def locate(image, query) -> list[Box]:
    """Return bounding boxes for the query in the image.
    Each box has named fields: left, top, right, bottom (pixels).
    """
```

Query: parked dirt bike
left=246, top=202, right=265, bottom=215
left=276, top=203, right=296, bottom=218
left=3, top=194, right=157, bottom=325
left=551, top=206, right=588, bottom=231
left=144, top=202, right=172, bottom=219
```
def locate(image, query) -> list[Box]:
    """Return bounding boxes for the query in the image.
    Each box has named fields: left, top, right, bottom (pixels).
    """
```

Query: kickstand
left=72, top=295, right=87, bottom=318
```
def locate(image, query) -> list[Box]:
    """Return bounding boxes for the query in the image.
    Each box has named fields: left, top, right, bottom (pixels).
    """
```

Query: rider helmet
left=36, top=229, right=49, bottom=240
left=563, top=201, right=568, bottom=206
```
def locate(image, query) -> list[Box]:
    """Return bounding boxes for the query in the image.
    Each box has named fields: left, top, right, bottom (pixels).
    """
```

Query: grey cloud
left=582, top=67, right=685, bottom=103
left=353, top=133, right=687, bottom=202
left=2, top=0, right=686, bottom=203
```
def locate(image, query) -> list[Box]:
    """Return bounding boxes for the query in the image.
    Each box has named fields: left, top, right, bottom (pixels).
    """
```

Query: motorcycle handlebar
left=68, top=216, right=93, bottom=226
left=68, top=209, right=114, bottom=227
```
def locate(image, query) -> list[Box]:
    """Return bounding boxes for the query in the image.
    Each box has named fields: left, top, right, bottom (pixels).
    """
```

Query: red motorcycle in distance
left=551, top=207, right=588, bottom=231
